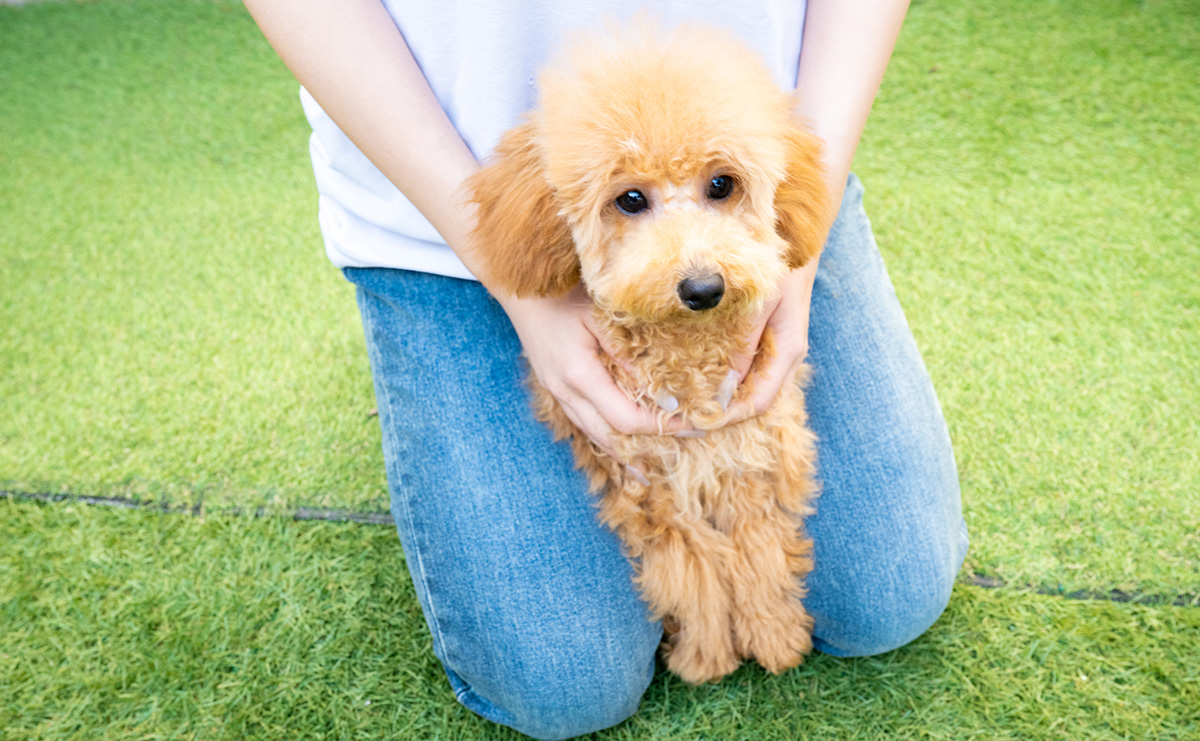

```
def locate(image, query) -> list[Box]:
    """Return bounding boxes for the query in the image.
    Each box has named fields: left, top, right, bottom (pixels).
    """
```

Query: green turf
left=3, top=0, right=1197, bottom=597
left=0, top=0, right=387, bottom=512
left=3, top=499, right=1197, bottom=739
left=1, top=0, right=1199, bottom=736
left=857, top=0, right=1200, bottom=598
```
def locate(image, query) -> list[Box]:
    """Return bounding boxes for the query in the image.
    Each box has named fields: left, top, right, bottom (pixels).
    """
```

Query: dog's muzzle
left=677, top=273, right=725, bottom=311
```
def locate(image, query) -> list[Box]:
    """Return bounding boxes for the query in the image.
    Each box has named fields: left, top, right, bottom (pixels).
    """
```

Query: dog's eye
left=615, top=190, right=649, bottom=215
left=707, top=175, right=734, bottom=200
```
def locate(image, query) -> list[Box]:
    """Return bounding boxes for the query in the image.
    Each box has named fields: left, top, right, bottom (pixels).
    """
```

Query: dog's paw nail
left=716, top=369, right=738, bottom=410
left=672, top=429, right=706, bottom=438
left=654, top=391, right=679, bottom=413
left=626, top=464, right=651, bottom=487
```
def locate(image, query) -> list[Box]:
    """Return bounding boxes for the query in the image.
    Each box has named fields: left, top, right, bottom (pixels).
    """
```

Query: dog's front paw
left=664, top=631, right=741, bottom=684
left=735, top=602, right=814, bottom=675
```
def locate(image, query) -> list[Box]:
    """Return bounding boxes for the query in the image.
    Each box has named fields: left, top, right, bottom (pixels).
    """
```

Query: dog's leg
left=643, top=520, right=741, bottom=684
left=712, top=393, right=818, bottom=673
left=600, top=487, right=741, bottom=684
left=725, top=481, right=815, bottom=674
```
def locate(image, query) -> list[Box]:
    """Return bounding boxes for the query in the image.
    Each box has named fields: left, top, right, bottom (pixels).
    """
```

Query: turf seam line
left=0, top=489, right=394, bottom=526
left=962, top=574, right=1196, bottom=608
left=4, top=488, right=1196, bottom=607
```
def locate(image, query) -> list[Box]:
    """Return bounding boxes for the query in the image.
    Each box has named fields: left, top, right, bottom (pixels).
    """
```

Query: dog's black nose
left=677, top=273, right=725, bottom=311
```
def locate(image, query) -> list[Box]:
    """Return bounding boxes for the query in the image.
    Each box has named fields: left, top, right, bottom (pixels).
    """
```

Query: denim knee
left=812, top=517, right=967, bottom=658
left=447, top=638, right=657, bottom=740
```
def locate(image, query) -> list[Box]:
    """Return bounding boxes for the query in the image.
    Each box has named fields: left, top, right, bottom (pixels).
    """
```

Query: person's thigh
left=345, top=267, right=660, bottom=741
left=803, top=174, right=969, bottom=657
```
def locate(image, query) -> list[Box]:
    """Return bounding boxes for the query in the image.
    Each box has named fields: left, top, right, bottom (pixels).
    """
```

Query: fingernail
left=653, top=391, right=679, bottom=413
left=671, top=429, right=706, bottom=438
left=626, top=464, right=651, bottom=487
left=716, top=369, right=738, bottom=411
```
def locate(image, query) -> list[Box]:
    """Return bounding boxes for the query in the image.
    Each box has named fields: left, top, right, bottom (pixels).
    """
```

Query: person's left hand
left=724, top=261, right=819, bottom=423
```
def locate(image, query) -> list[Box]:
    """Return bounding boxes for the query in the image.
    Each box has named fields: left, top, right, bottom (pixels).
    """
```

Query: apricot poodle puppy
left=467, top=23, right=830, bottom=684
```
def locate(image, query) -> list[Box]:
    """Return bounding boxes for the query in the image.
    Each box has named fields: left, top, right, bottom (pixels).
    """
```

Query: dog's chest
left=604, top=344, right=801, bottom=524
left=616, top=385, right=802, bottom=527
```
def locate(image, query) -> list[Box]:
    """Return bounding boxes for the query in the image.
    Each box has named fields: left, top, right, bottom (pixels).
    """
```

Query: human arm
left=725, top=0, right=911, bottom=420
left=242, top=0, right=672, bottom=452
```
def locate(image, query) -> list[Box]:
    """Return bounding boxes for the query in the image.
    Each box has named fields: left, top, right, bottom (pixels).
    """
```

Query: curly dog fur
left=466, top=22, right=830, bottom=684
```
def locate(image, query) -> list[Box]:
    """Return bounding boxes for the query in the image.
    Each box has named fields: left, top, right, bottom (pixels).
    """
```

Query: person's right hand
left=499, top=285, right=688, bottom=459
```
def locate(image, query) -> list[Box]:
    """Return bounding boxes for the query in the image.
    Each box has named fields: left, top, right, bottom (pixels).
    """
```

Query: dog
left=466, top=22, right=830, bottom=684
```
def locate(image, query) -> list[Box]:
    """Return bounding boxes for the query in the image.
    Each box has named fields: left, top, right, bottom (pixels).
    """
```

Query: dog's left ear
left=466, top=121, right=580, bottom=298
left=773, top=124, right=831, bottom=270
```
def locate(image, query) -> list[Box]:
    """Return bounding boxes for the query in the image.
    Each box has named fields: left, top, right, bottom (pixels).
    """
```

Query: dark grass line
left=962, top=574, right=1197, bottom=609
left=4, top=488, right=1196, bottom=607
left=0, top=488, right=394, bottom=526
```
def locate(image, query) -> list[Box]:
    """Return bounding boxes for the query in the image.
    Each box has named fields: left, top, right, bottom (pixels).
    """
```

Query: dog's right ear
left=466, top=122, right=580, bottom=297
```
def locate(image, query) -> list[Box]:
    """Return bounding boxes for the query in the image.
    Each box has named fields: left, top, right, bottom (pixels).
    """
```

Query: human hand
left=500, top=285, right=686, bottom=458
left=725, top=262, right=818, bottom=423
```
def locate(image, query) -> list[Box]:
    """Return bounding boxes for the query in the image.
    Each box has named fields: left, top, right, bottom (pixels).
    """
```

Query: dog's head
left=467, top=23, right=829, bottom=322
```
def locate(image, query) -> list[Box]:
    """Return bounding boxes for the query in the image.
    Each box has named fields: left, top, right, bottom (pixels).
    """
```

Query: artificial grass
left=0, top=0, right=386, bottom=512
left=3, top=499, right=1197, bottom=740
left=4, top=0, right=1196, bottom=600
left=1, top=3, right=1197, bottom=733
left=857, top=0, right=1200, bottom=598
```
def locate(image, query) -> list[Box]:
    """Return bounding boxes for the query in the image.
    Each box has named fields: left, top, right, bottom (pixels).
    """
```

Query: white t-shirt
left=301, top=0, right=808, bottom=280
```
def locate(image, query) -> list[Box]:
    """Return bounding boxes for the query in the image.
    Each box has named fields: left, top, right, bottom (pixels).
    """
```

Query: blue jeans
left=345, top=175, right=968, bottom=740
